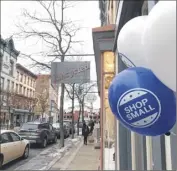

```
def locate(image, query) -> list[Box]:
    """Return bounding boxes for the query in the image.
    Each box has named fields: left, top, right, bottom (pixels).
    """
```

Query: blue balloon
left=108, top=67, right=176, bottom=136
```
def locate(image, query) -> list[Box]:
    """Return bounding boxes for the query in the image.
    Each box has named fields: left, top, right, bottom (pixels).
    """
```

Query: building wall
left=64, top=111, right=90, bottom=122
left=0, top=37, right=19, bottom=123
left=16, top=65, right=36, bottom=98
left=0, top=41, right=17, bottom=94
left=112, top=0, right=176, bottom=170
left=106, top=0, right=118, bottom=24
left=35, top=75, right=50, bottom=116
left=35, top=75, right=58, bottom=122
left=0, top=37, right=37, bottom=126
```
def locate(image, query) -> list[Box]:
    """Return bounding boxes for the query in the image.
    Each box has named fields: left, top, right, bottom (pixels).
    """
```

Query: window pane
left=10, top=132, right=20, bottom=141
left=104, top=74, right=114, bottom=89
left=103, top=51, right=115, bottom=73
left=21, top=123, right=38, bottom=130
left=1, top=133, right=12, bottom=143
left=9, top=60, right=14, bottom=76
left=1, top=77, right=4, bottom=90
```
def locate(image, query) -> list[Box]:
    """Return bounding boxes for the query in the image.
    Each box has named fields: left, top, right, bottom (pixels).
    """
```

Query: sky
left=1, top=1, right=101, bottom=110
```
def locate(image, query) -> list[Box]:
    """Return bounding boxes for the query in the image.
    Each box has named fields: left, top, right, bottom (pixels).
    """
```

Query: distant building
left=35, top=75, right=59, bottom=123
left=0, top=36, right=38, bottom=127
left=13, top=63, right=37, bottom=126
left=0, top=36, right=19, bottom=125
left=63, top=110, right=99, bottom=122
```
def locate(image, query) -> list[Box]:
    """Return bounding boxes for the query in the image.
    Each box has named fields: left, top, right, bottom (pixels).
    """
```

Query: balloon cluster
left=108, top=1, right=176, bottom=136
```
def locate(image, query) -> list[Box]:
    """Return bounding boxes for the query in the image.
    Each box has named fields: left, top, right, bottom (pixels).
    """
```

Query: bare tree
left=72, top=83, right=96, bottom=135
left=1, top=89, right=38, bottom=128
left=64, top=83, right=76, bottom=139
left=35, top=89, right=49, bottom=119
left=14, top=0, right=82, bottom=147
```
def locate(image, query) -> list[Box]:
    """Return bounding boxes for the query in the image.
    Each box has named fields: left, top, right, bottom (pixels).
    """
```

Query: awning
left=92, top=25, right=115, bottom=96
left=13, top=109, right=33, bottom=115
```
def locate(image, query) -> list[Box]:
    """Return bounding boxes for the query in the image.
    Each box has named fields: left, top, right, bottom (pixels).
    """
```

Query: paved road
left=1, top=139, right=62, bottom=170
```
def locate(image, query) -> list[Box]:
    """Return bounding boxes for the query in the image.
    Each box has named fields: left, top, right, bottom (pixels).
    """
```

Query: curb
left=58, top=139, right=83, bottom=170
left=15, top=136, right=82, bottom=170
left=45, top=137, right=82, bottom=170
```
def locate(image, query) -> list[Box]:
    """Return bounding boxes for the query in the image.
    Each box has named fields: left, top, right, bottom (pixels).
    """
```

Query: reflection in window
left=104, top=74, right=114, bottom=89
left=141, top=0, right=148, bottom=15
left=103, top=51, right=115, bottom=73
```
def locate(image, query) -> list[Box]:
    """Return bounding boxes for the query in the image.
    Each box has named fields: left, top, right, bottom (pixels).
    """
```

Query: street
left=1, top=139, right=62, bottom=170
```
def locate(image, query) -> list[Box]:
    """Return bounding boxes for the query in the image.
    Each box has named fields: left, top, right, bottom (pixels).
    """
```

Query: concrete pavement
left=50, top=138, right=100, bottom=170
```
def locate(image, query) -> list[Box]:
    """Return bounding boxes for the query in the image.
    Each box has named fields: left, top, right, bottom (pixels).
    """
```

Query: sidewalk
left=51, top=139, right=100, bottom=170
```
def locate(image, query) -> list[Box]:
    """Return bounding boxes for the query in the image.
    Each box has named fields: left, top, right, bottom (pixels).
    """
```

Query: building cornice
left=16, top=63, right=37, bottom=79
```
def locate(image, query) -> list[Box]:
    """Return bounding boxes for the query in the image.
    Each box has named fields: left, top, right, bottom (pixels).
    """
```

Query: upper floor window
left=20, top=73, right=23, bottom=82
left=16, top=84, right=18, bottom=93
left=11, top=81, right=14, bottom=92
left=24, top=75, right=26, bottom=84
left=9, top=60, right=14, bottom=76
left=17, top=72, right=19, bottom=80
left=1, top=77, right=4, bottom=90
left=7, top=80, right=10, bottom=91
left=0, top=53, right=3, bottom=70
left=19, top=85, right=22, bottom=94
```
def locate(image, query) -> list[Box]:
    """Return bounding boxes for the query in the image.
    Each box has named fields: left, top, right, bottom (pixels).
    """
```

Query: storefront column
left=117, top=54, right=132, bottom=170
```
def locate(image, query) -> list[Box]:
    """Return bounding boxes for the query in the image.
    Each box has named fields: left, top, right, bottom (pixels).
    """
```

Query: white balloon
left=142, top=1, right=176, bottom=92
left=118, top=16, right=148, bottom=68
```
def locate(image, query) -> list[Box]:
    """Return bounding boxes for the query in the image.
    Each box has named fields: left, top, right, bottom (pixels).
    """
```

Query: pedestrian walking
left=89, top=120, right=95, bottom=134
left=82, top=122, right=89, bottom=145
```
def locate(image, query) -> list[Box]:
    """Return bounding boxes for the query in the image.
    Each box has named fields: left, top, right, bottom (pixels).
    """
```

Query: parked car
left=0, top=130, right=30, bottom=168
left=52, top=123, right=70, bottom=138
left=63, top=120, right=75, bottom=134
left=18, top=122, right=58, bottom=148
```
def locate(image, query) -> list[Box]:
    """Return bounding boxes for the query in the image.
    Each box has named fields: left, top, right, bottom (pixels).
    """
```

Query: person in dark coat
left=89, top=120, right=95, bottom=134
left=82, top=122, right=89, bottom=145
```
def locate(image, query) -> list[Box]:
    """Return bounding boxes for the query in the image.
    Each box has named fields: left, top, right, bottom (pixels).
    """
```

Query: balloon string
left=170, top=132, right=176, bottom=136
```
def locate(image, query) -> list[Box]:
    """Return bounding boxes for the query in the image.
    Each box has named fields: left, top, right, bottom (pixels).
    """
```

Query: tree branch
left=64, top=84, right=73, bottom=100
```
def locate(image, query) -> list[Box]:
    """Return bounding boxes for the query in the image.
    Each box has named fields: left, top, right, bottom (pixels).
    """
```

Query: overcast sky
left=1, top=1, right=101, bottom=110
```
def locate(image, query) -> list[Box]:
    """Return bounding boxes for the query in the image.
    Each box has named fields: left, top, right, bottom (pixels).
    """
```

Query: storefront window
left=102, top=51, right=116, bottom=170
left=103, top=51, right=115, bottom=73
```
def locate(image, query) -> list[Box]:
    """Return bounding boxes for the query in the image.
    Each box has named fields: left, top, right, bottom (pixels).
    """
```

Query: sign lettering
left=117, top=89, right=161, bottom=128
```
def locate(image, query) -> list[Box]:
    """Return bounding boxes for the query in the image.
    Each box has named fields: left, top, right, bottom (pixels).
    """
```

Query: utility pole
left=71, top=83, right=75, bottom=139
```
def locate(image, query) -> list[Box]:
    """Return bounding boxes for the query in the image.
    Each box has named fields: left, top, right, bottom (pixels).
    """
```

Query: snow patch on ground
left=15, top=136, right=82, bottom=170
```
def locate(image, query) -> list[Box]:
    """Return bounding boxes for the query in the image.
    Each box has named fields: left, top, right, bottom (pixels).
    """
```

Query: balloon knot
left=165, top=132, right=171, bottom=136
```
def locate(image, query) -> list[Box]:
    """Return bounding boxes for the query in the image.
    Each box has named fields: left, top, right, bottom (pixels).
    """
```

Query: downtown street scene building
left=92, top=0, right=176, bottom=170
left=0, top=1, right=176, bottom=170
